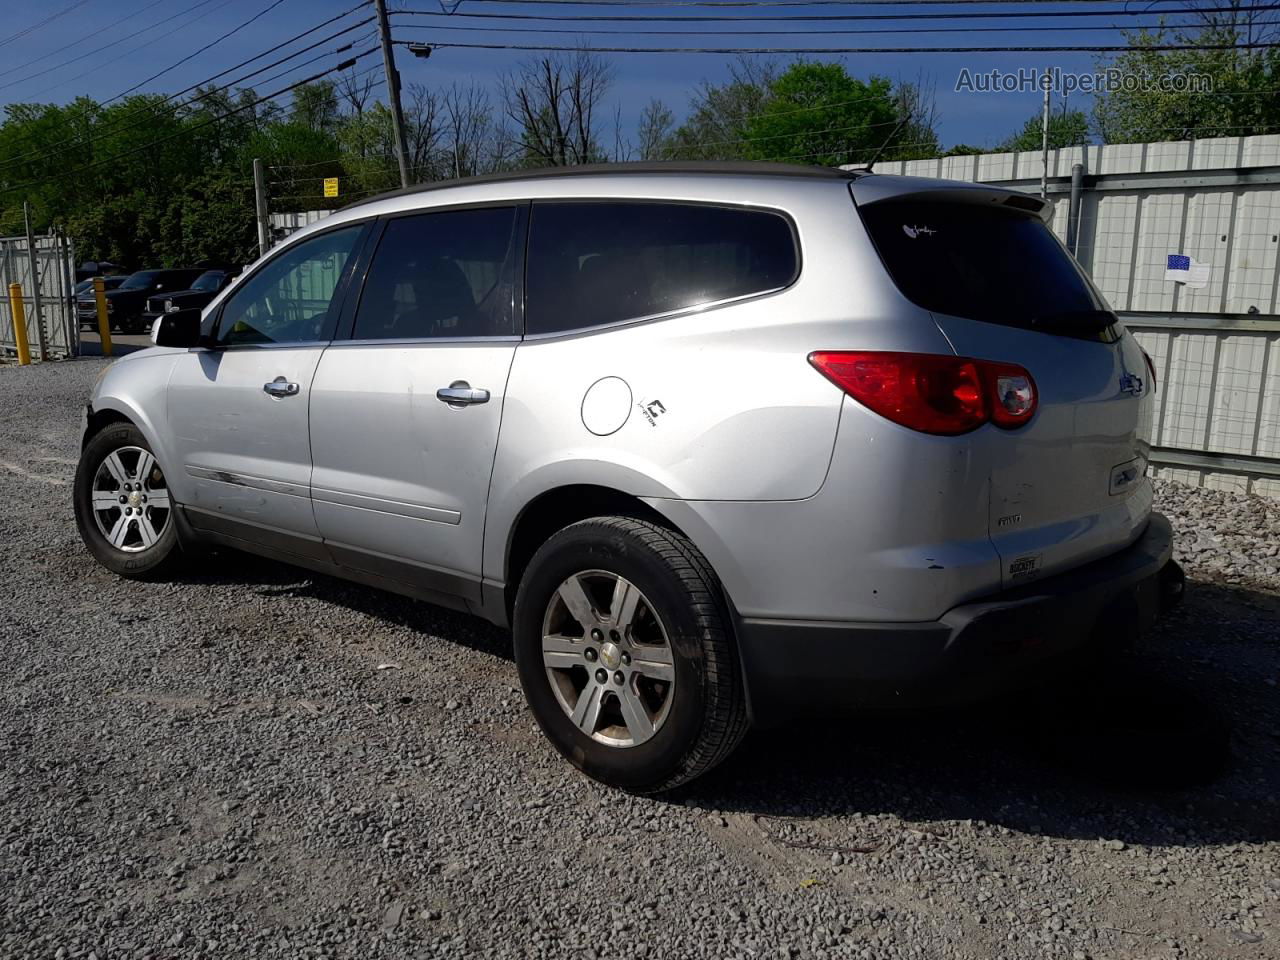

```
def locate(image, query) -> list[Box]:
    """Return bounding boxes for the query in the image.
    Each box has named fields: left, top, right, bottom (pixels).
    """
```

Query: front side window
left=216, top=225, right=363, bottom=346
left=352, top=206, right=520, bottom=341
left=525, top=201, right=798, bottom=335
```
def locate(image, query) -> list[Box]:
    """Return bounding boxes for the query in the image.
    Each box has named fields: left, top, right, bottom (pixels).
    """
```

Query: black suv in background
left=74, top=276, right=127, bottom=329
left=140, top=269, right=239, bottom=330
left=79, top=269, right=205, bottom=334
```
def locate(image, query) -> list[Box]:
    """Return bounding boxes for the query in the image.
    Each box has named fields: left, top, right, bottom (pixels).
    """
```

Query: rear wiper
left=1024, top=309, right=1118, bottom=333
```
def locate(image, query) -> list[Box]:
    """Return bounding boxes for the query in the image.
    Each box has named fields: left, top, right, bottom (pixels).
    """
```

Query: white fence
left=852, top=135, right=1280, bottom=497
left=0, top=233, right=77, bottom=360
left=269, top=210, right=332, bottom=241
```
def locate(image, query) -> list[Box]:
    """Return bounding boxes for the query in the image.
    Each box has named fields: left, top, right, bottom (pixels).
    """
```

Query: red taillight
left=808, top=351, right=1038, bottom=435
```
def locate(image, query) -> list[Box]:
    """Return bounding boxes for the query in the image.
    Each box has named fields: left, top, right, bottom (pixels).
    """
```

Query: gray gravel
left=1, top=357, right=1277, bottom=960
left=1157, top=478, right=1280, bottom=589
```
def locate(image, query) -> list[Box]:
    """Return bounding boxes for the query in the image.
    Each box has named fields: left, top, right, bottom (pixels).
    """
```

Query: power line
left=0, top=14, right=377, bottom=174
left=398, top=19, right=1200, bottom=34
left=253, top=42, right=379, bottom=93
left=0, top=50, right=381, bottom=197
left=457, top=0, right=1206, bottom=4
left=103, top=0, right=295, bottom=106
left=0, top=0, right=232, bottom=95
left=403, top=38, right=1280, bottom=52
left=0, top=0, right=171, bottom=81
left=0, top=0, right=94, bottom=50
left=394, top=4, right=1279, bottom=22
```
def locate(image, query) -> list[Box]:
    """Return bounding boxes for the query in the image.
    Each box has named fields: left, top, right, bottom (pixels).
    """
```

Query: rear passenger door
left=308, top=204, right=526, bottom=601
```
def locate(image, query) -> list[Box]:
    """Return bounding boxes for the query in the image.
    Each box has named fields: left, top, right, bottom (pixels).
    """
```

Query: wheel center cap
left=599, top=641, right=622, bottom=670
left=128, top=491, right=142, bottom=507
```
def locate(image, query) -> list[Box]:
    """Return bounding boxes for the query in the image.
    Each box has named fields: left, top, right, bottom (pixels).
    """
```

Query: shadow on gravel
left=173, top=549, right=515, bottom=662
left=689, top=579, right=1280, bottom=849
left=174, top=552, right=1277, bottom=847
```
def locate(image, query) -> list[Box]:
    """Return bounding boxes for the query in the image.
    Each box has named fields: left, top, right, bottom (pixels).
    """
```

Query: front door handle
left=263, top=376, right=300, bottom=398
left=437, top=381, right=490, bottom=406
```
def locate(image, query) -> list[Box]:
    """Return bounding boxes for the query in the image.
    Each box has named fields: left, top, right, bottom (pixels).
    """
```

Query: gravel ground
left=1, top=357, right=1277, bottom=960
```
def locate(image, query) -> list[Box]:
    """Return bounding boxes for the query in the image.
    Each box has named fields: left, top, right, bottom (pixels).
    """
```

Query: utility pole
left=374, top=0, right=412, bottom=189
left=1040, top=66, right=1051, bottom=200
left=253, top=158, right=270, bottom=259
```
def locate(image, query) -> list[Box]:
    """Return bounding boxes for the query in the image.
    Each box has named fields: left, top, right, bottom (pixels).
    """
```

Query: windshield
left=858, top=201, right=1114, bottom=338
left=120, top=270, right=162, bottom=291
left=192, top=271, right=225, bottom=292
left=76, top=277, right=125, bottom=296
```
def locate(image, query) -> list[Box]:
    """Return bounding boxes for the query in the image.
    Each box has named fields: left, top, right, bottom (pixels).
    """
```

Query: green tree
left=290, top=81, right=340, bottom=134
left=998, top=107, right=1091, bottom=151
left=663, top=60, right=937, bottom=164
left=664, top=59, right=778, bottom=160
left=1094, top=27, right=1280, bottom=142
left=740, top=62, right=937, bottom=165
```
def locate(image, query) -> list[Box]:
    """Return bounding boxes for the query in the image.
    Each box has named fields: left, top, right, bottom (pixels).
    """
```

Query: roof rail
left=342, top=160, right=864, bottom=210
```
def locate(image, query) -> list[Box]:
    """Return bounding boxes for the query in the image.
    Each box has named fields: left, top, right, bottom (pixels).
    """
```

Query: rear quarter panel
left=483, top=176, right=957, bottom=588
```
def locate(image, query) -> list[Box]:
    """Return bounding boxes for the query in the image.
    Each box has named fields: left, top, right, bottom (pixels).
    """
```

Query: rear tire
left=73, top=423, right=183, bottom=579
left=513, top=516, right=748, bottom=792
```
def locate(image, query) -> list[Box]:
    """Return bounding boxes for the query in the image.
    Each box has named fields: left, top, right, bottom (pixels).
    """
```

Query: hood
left=101, top=288, right=146, bottom=302
left=164, top=288, right=216, bottom=302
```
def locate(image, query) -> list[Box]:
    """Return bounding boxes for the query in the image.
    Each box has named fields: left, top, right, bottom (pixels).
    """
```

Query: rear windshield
left=120, top=271, right=161, bottom=290
left=192, top=271, right=225, bottom=292
left=858, top=201, right=1115, bottom=336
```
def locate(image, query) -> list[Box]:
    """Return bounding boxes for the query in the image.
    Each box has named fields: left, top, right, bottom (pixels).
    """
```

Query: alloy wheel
left=541, top=570, right=676, bottom=747
left=90, top=446, right=171, bottom=553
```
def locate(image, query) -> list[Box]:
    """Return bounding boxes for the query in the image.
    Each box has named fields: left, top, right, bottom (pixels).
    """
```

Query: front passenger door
left=167, top=223, right=368, bottom=552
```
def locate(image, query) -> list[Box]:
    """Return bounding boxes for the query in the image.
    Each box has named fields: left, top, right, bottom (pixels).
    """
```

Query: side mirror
left=152, top=308, right=203, bottom=348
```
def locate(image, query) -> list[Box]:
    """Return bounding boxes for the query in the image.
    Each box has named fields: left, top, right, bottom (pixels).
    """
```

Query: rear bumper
left=736, top=513, right=1180, bottom=724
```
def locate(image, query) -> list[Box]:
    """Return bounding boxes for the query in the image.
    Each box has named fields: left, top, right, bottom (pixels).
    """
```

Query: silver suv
left=74, top=162, right=1182, bottom=791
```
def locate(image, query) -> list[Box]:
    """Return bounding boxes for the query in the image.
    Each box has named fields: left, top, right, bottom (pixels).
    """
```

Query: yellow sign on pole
left=323, top=177, right=339, bottom=198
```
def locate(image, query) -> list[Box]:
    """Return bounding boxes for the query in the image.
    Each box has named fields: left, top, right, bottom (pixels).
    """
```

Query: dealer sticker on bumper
left=1009, top=554, right=1043, bottom=580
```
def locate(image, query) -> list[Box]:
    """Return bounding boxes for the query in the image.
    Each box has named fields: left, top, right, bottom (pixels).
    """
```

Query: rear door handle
left=263, top=377, right=300, bottom=398
left=437, top=381, right=490, bottom=406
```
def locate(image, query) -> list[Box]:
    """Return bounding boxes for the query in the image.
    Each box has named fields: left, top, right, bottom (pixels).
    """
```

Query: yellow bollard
left=7, top=282, right=31, bottom=365
left=93, top=276, right=113, bottom=357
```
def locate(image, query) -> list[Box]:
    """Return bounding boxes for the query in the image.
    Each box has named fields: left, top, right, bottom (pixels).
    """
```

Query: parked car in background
left=139, top=269, right=240, bottom=332
left=74, top=162, right=1183, bottom=792
left=76, top=260, right=126, bottom=283
left=78, top=268, right=205, bottom=334
left=74, top=275, right=128, bottom=329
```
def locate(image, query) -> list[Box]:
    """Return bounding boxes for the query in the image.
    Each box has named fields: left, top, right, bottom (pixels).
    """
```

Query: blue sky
left=0, top=0, right=1174, bottom=150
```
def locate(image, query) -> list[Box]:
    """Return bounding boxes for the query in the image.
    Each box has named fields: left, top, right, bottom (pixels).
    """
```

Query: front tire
left=74, top=423, right=182, bottom=579
left=513, top=516, right=748, bottom=792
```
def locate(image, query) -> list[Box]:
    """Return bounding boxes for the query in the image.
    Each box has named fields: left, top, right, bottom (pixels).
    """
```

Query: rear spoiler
left=849, top=174, right=1052, bottom=223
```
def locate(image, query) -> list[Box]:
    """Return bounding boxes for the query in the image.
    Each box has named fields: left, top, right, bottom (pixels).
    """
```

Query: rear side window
left=858, top=201, right=1113, bottom=336
left=525, top=201, right=798, bottom=335
left=353, top=206, right=520, bottom=340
